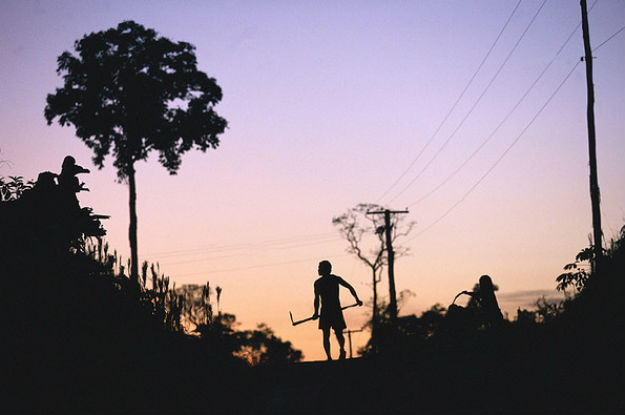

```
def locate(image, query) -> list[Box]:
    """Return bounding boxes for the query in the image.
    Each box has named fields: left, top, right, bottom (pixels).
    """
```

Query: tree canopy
left=45, top=20, right=227, bottom=177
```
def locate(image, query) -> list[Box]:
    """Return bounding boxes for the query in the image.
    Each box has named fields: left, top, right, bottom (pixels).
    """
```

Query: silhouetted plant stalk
left=85, top=237, right=234, bottom=334
left=176, top=282, right=216, bottom=331
left=216, top=286, right=222, bottom=316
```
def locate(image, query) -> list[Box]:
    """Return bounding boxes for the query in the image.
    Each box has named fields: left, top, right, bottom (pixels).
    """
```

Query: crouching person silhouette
left=461, top=274, right=504, bottom=328
left=312, top=260, right=362, bottom=361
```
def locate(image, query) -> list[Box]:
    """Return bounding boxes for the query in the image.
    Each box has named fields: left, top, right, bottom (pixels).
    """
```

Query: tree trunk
left=371, top=267, right=378, bottom=354
left=127, top=162, right=139, bottom=283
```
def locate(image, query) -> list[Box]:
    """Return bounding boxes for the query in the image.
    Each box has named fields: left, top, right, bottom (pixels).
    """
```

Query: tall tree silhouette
left=45, top=21, right=227, bottom=281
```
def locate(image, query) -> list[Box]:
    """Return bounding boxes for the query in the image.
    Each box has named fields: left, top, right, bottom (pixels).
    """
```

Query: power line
left=174, top=253, right=351, bottom=277
left=142, top=232, right=338, bottom=258
left=593, top=25, right=625, bottom=51
left=385, top=0, right=549, bottom=205
left=138, top=6, right=624, bottom=280
left=155, top=24, right=625, bottom=281
left=374, top=0, right=523, bottom=204
left=161, top=236, right=343, bottom=266
left=407, top=59, right=582, bottom=241
left=406, top=2, right=590, bottom=208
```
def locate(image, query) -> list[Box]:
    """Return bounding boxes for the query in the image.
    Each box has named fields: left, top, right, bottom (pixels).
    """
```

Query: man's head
left=61, top=155, right=89, bottom=174
left=62, top=156, right=76, bottom=171
left=479, top=274, right=494, bottom=292
left=318, top=260, right=332, bottom=276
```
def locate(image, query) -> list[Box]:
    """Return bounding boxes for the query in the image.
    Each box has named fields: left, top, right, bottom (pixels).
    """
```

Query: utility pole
left=580, top=0, right=603, bottom=271
left=345, top=328, right=363, bottom=358
left=366, top=208, right=409, bottom=326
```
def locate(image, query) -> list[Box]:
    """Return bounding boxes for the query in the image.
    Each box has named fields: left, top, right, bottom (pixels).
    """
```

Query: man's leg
left=335, top=330, right=346, bottom=359
left=322, top=328, right=332, bottom=360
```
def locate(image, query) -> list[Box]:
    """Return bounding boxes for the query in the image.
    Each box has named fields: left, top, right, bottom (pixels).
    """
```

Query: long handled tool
left=289, top=303, right=360, bottom=326
left=452, top=290, right=474, bottom=305
left=452, top=291, right=464, bottom=305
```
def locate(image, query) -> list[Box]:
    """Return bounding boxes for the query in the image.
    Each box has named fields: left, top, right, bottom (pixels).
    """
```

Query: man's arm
left=338, top=277, right=363, bottom=306
left=462, top=290, right=480, bottom=300
left=313, top=285, right=320, bottom=319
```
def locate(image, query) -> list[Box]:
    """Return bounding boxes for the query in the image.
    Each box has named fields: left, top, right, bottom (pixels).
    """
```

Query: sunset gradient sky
left=1, top=0, right=624, bottom=361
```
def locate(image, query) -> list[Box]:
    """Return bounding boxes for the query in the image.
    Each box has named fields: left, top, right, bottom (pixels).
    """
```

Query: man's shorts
left=318, top=308, right=346, bottom=331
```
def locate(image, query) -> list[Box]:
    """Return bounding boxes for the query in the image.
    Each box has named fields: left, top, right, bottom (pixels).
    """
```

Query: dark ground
left=256, top=344, right=622, bottom=412
left=4, top=321, right=623, bottom=411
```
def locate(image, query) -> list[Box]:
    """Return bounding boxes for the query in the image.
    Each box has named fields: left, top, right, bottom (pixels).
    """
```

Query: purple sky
left=2, top=0, right=624, bottom=361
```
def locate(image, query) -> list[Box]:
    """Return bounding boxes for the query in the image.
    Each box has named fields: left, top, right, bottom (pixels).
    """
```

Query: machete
left=289, top=303, right=359, bottom=326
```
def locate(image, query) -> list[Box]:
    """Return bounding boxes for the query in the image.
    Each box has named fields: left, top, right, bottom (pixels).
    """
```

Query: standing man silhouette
left=313, top=260, right=362, bottom=360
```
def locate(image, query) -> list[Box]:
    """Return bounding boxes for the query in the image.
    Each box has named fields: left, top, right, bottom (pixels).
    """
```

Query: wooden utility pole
left=580, top=0, right=603, bottom=271
left=367, top=208, right=409, bottom=326
left=345, top=328, right=364, bottom=358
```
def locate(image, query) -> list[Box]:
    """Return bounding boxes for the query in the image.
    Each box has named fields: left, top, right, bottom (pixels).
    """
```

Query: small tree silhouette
left=45, top=20, right=227, bottom=281
left=333, top=203, right=414, bottom=353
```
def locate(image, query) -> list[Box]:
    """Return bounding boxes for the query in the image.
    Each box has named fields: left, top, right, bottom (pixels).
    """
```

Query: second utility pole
left=367, top=208, right=409, bottom=326
left=580, top=0, right=603, bottom=271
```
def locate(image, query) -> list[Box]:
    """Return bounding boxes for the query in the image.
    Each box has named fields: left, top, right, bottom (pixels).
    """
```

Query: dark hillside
left=1, top=177, right=254, bottom=410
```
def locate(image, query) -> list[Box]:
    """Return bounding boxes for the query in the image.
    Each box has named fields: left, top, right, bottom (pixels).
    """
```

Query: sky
left=1, top=0, right=624, bottom=361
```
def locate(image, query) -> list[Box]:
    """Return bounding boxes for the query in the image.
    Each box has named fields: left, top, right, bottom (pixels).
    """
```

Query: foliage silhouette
left=178, top=284, right=304, bottom=366
left=0, top=175, right=34, bottom=201
left=357, top=289, right=421, bottom=356
left=234, top=323, right=303, bottom=366
left=556, top=246, right=593, bottom=293
left=45, top=20, right=228, bottom=281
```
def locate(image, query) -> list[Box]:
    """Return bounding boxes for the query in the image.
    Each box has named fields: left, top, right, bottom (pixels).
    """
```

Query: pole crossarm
left=366, top=209, right=410, bottom=215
